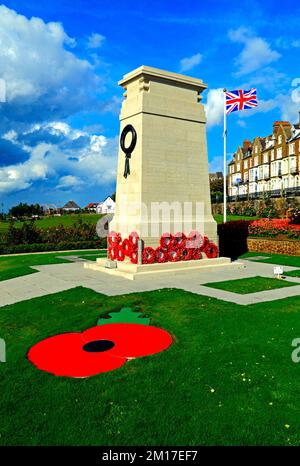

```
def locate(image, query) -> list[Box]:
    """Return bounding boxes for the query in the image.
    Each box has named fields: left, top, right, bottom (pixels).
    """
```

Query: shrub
left=6, top=221, right=42, bottom=245
left=291, top=208, right=300, bottom=225
left=0, top=239, right=107, bottom=255
left=218, top=220, right=252, bottom=260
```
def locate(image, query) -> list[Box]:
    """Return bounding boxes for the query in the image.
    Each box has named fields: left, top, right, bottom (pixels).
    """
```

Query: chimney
left=273, top=120, right=290, bottom=135
left=243, top=140, right=251, bottom=152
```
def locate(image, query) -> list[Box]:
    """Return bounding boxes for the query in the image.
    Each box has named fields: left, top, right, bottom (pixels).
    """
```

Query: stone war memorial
left=86, top=65, right=233, bottom=279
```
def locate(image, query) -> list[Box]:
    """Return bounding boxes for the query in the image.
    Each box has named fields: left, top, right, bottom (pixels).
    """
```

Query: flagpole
left=223, top=88, right=227, bottom=223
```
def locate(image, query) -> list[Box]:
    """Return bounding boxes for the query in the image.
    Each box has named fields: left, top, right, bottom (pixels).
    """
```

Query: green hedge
left=0, top=239, right=106, bottom=255
left=218, top=220, right=252, bottom=260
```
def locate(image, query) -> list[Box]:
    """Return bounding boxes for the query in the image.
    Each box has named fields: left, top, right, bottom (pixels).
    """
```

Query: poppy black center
left=82, top=340, right=115, bottom=353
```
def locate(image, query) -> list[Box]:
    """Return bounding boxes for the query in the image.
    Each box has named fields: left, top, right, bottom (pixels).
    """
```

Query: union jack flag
left=225, top=88, right=257, bottom=115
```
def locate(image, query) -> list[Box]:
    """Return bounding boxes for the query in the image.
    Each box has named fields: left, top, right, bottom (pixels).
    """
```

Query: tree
left=9, top=202, right=43, bottom=218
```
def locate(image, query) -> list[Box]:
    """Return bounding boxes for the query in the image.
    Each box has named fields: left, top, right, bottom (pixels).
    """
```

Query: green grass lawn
left=0, top=250, right=107, bottom=281
left=213, top=214, right=257, bottom=224
left=240, top=252, right=300, bottom=268
left=1, top=286, right=300, bottom=445
left=0, top=214, right=102, bottom=233
left=0, top=213, right=255, bottom=234
left=285, top=270, right=300, bottom=278
left=203, top=276, right=297, bottom=294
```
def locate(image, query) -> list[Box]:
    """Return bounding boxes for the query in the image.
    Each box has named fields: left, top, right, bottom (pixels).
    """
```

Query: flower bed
left=249, top=218, right=300, bottom=239
left=107, top=231, right=218, bottom=264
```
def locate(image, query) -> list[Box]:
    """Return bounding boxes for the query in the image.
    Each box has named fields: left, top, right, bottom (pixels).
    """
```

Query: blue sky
left=0, top=0, right=300, bottom=210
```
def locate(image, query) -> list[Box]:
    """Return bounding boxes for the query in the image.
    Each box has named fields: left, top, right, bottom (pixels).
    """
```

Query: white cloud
left=179, top=53, right=202, bottom=72
left=204, top=88, right=224, bottom=127
left=57, top=175, right=84, bottom=190
left=87, top=33, right=105, bottom=49
left=237, top=119, right=246, bottom=127
left=228, top=27, right=280, bottom=76
left=0, top=5, right=102, bottom=124
left=0, top=122, right=118, bottom=194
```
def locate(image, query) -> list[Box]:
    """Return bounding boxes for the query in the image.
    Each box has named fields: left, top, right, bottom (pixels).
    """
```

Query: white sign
left=274, top=266, right=283, bottom=276
left=0, top=79, right=6, bottom=102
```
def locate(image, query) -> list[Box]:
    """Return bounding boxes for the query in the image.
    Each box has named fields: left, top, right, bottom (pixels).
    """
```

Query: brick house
left=228, top=115, right=300, bottom=199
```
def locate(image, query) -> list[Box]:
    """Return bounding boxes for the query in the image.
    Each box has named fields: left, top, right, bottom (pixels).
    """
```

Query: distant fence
left=227, top=186, right=300, bottom=202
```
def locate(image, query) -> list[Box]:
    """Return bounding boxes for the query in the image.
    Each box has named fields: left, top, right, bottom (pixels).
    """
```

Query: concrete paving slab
left=0, top=258, right=299, bottom=308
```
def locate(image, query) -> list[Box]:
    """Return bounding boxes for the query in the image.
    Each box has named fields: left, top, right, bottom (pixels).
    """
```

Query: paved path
left=1, top=257, right=300, bottom=307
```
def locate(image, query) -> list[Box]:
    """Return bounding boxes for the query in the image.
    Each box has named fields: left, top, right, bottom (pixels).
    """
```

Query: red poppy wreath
left=27, top=308, right=173, bottom=378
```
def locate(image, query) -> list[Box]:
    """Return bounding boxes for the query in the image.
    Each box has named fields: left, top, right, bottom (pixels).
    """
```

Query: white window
left=277, top=147, right=282, bottom=159
left=278, top=135, right=282, bottom=144
left=271, top=150, right=274, bottom=161
left=237, top=163, right=240, bottom=171
left=290, top=157, right=296, bottom=172
left=244, top=160, right=248, bottom=169
left=254, top=156, right=258, bottom=166
left=289, top=143, right=295, bottom=155
left=255, top=145, right=258, bottom=154
left=263, top=153, right=268, bottom=164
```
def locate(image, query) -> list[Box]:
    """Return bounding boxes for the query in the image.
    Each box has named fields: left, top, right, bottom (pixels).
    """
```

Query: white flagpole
left=223, top=88, right=227, bottom=223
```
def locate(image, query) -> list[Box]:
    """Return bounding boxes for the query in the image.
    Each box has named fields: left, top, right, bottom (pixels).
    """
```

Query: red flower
left=28, top=323, right=173, bottom=378
left=204, top=242, right=218, bottom=258
left=130, top=250, right=138, bottom=264
left=155, top=246, right=168, bottom=263
left=108, top=246, right=118, bottom=261
left=142, top=247, right=156, bottom=264
left=200, top=236, right=209, bottom=251
left=117, top=247, right=125, bottom=261
left=129, top=231, right=139, bottom=247
left=181, top=247, right=193, bottom=261
left=160, top=233, right=174, bottom=250
left=186, top=230, right=204, bottom=248
left=168, top=249, right=181, bottom=262
left=108, top=231, right=122, bottom=247
left=173, top=232, right=186, bottom=249
left=192, top=248, right=202, bottom=260
left=121, top=239, right=132, bottom=257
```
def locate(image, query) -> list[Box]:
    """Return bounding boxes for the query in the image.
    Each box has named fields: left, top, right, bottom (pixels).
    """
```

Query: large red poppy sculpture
left=27, top=309, right=173, bottom=378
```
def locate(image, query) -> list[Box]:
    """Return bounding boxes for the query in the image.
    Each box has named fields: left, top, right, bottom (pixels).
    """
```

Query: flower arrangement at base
left=200, top=235, right=209, bottom=251
left=173, top=232, right=186, bottom=249
left=204, top=242, right=218, bottom=258
left=130, top=250, right=138, bottom=264
left=186, top=230, right=204, bottom=249
left=129, top=231, right=139, bottom=247
left=155, top=247, right=168, bottom=263
left=121, top=238, right=132, bottom=257
left=181, top=247, right=194, bottom=261
left=168, top=249, right=181, bottom=262
left=107, top=229, right=218, bottom=264
left=192, top=248, right=202, bottom=260
left=117, top=247, right=125, bottom=261
left=142, top=246, right=156, bottom=264
left=160, top=232, right=174, bottom=250
left=108, top=231, right=121, bottom=247
left=108, top=246, right=118, bottom=261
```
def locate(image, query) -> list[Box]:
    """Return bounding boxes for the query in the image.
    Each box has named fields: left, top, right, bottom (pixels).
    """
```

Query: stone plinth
left=84, top=256, right=235, bottom=281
